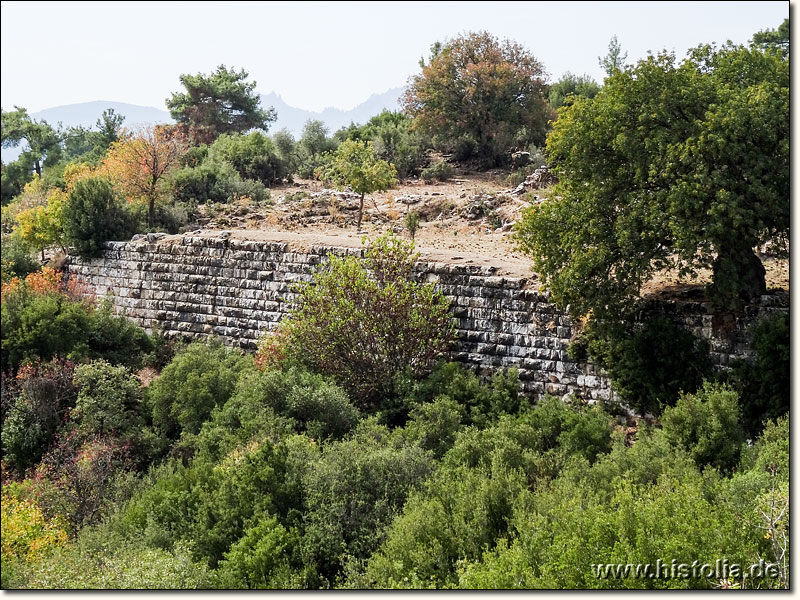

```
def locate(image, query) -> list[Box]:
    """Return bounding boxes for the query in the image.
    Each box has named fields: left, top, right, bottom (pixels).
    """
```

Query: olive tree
left=516, top=42, right=788, bottom=318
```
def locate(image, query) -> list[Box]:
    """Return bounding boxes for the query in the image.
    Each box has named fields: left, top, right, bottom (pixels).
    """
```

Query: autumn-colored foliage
left=1, top=485, right=68, bottom=566
left=101, top=125, right=188, bottom=225
left=1, top=267, right=62, bottom=301
left=403, top=31, right=553, bottom=164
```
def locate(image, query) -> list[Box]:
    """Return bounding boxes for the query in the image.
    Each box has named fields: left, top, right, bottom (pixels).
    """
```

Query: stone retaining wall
left=64, top=234, right=787, bottom=402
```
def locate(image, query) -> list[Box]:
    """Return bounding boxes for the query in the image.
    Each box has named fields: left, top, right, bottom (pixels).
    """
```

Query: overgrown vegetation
left=0, top=19, right=789, bottom=591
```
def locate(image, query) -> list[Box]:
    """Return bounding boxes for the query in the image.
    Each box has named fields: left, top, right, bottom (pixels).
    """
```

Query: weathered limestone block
left=64, top=235, right=787, bottom=402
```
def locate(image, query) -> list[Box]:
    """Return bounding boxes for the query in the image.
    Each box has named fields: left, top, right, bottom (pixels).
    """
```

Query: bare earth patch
left=180, top=173, right=789, bottom=297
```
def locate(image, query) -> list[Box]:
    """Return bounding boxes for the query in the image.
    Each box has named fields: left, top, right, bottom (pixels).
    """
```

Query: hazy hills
left=1, top=88, right=404, bottom=163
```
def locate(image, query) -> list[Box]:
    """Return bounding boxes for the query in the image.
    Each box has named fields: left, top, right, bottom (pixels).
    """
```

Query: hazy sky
left=0, top=1, right=789, bottom=113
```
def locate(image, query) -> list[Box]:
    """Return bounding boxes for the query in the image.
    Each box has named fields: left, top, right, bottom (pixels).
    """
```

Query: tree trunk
left=357, top=192, right=364, bottom=232
left=148, top=196, right=155, bottom=228
left=34, top=159, right=41, bottom=177
left=711, top=241, right=766, bottom=308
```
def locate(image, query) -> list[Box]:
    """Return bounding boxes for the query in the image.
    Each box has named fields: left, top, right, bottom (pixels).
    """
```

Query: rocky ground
left=182, top=170, right=789, bottom=297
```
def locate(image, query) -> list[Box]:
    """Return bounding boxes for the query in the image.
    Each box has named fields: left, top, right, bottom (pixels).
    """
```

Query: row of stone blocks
left=64, top=235, right=785, bottom=402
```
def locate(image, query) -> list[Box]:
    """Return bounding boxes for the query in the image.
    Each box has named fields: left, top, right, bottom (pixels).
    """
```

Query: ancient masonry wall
left=64, top=234, right=787, bottom=402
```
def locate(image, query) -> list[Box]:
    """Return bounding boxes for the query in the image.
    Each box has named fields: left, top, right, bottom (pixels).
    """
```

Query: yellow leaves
left=63, top=162, right=96, bottom=191
left=14, top=188, right=67, bottom=252
left=21, top=173, right=44, bottom=196
left=0, top=487, right=68, bottom=565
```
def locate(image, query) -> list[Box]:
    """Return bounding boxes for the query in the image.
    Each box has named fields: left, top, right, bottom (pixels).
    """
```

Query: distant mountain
left=1, top=89, right=405, bottom=163
left=1, top=101, right=173, bottom=162
left=33, top=100, right=173, bottom=130
left=263, top=86, right=404, bottom=137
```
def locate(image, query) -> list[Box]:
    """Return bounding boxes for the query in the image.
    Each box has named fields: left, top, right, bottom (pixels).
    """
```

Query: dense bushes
left=570, top=316, right=711, bottom=415
left=1, top=281, right=153, bottom=372
left=147, top=340, right=255, bottom=440
left=335, top=111, right=426, bottom=179
left=61, top=177, right=133, bottom=258
left=719, top=311, right=789, bottom=436
left=207, top=132, right=290, bottom=186
left=420, top=160, right=453, bottom=182
left=260, top=233, right=453, bottom=409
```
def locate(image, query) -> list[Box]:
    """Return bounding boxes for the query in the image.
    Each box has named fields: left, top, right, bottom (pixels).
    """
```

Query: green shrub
left=208, top=132, right=290, bottom=185
left=147, top=339, right=254, bottom=440
left=226, top=177, right=270, bottom=203
left=266, top=233, right=454, bottom=409
left=233, top=367, right=360, bottom=441
left=216, top=514, right=302, bottom=589
left=406, top=362, right=523, bottom=428
left=457, top=469, right=748, bottom=589
left=1, top=358, right=77, bottom=473
left=21, top=529, right=214, bottom=589
left=577, top=316, right=712, bottom=416
left=170, top=161, right=239, bottom=205
left=1, top=287, right=89, bottom=371
left=404, top=210, right=421, bottom=240
left=71, top=360, right=143, bottom=441
left=661, top=381, right=746, bottom=472
left=1, top=232, right=40, bottom=283
left=450, top=135, right=478, bottom=162
left=62, top=176, right=133, bottom=258
left=83, top=298, right=153, bottom=368
left=364, top=400, right=612, bottom=589
left=117, top=438, right=295, bottom=568
left=420, top=160, right=453, bottom=182
left=300, top=419, right=434, bottom=584
left=401, top=396, right=464, bottom=458
left=719, top=311, right=788, bottom=437
left=336, top=111, right=426, bottom=179
left=1, top=288, right=152, bottom=373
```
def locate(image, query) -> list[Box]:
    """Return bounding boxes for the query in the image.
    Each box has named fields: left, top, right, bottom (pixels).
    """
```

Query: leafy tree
left=403, top=31, right=553, bottom=165
left=598, top=34, right=628, bottom=76
left=752, top=18, right=789, bottom=58
left=297, top=120, right=337, bottom=178
left=549, top=72, right=601, bottom=109
left=62, top=176, right=133, bottom=257
left=1, top=107, right=63, bottom=177
left=316, top=139, right=396, bottom=230
left=516, top=43, right=788, bottom=317
left=94, top=108, right=125, bottom=150
left=272, top=128, right=298, bottom=174
left=166, top=65, right=276, bottom=144
left=207, top=132, right=289, bottom=185
left=14, top=187, right=67, bottom=258
left=60, top=108, right=126, bottom=165
left=101, top=125, right=188, bottom=227
left=0, top=231, right=40, bottom=282
left=262, top=233, right=453, bottom=408
left=335, top=111, right=426, bottom=179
